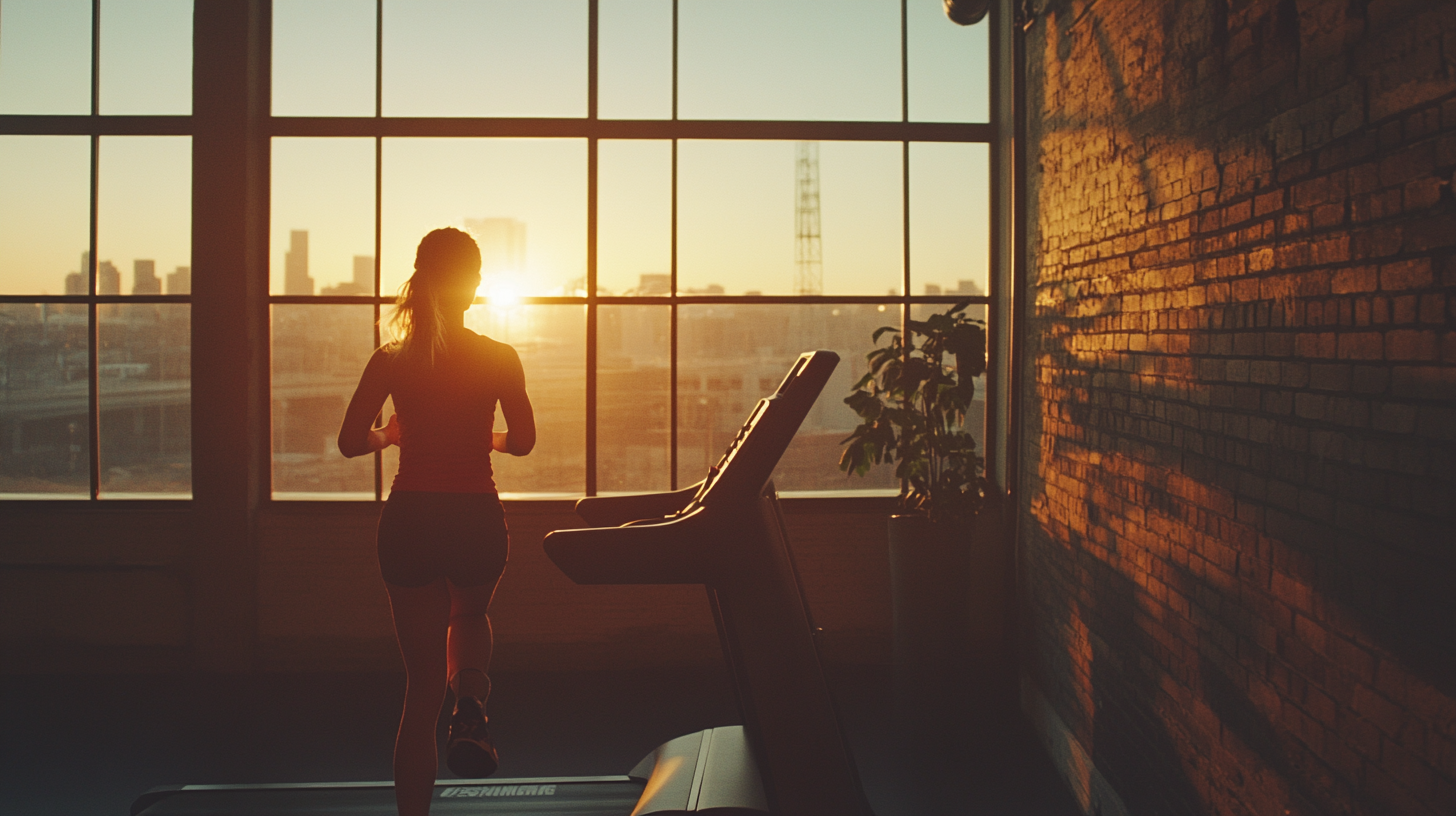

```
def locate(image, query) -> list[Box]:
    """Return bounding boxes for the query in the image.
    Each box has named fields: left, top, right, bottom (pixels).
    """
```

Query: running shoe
left=446, top=695, right=499, bottom=778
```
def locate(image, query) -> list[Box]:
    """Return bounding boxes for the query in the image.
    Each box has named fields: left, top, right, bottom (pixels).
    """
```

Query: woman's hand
left=370, top=414, right=400, bottom=451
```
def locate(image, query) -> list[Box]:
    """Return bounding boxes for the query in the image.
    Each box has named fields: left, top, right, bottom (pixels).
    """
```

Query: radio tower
left=794, top=142, right=823, bottom=295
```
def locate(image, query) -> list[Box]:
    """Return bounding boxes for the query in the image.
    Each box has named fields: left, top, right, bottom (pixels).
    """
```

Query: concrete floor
left=0, top=664, right=1080, bottom=815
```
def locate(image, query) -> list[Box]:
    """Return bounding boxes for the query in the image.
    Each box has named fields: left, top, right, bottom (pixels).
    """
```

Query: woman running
left=338, top=227, right=535, bottom=816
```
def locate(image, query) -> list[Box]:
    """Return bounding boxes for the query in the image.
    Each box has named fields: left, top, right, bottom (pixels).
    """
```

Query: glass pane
left=272, top=304, right=378, bottom=500
left=0, top=0, right=91, bottom=115
left=0, top=303, right=91, bottom=498
left=910, top=301, right=988, bottom=472
left=599, top=0, right=671, bottom=120
left=381, top=0, right=587, bottom=118
left=910, top=142, right=989, bottom=298
left=463, top=304, right=584, bottom=497
left=677, top=303, right=898, bottom=493
left=599, top=306, right=669, bottom=493
left=598, top=140, right=670, bottom=296
left=97, top=137, right=191, bottom=297
left=678, top=140, right=902, bottom=296
left=272, top=0, right=377, bottom=116
left=907, top=2, right=990, bottom=123
left=98, top=303, right=190, bottom=498
left=382, top=138, right=585, bottom=298
left=271, top=138, right=377, bottom=296
left=98, top=0, right=192, bottom=115
left=0, top=136, right=91, bottom=295
left=678, top=0, right=899, bottom=121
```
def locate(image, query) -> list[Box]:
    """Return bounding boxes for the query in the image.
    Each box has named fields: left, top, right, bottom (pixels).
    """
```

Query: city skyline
left=3, top=0, right=991, bottom=298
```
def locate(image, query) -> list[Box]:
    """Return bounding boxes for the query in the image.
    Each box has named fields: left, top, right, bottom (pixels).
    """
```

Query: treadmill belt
left=133, top=776, right=645, bottom=815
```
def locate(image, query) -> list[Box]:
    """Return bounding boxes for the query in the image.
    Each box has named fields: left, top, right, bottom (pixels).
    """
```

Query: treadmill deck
left=132, top=775, right=644, bottom=815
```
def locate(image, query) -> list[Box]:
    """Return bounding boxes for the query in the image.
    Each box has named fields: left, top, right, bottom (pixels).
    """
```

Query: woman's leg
left=385, top=578, right=452, bottom=816
left=446, top=580, right=498, bottom=701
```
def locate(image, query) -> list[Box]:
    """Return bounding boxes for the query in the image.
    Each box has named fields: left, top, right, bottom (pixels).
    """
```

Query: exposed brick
left=1418, top=294, right=1445, bottom=324
left=1379, top=142, right=1436, bottom=188
left=1394, top=294, right=1420, bottom=324
left=1381, top=258, right=1434, bottom=290
left=1373, top=403, right=1418, bottom=434
left=1404, top=177, right=1443, bottom=211
left=1352, top=365, right=1390, bottom=394
left=1254, top=189, right=1285, bottom=217
left=1337, top=332, right=1384, bottom=360
left=1386, top=330, right=1439, bottom=360
left=1332, top=265, right=1378, bottom=293
left=1295, top=393, right=1329, bottom=420
left=1309, top=364, right=1352, bottom=391
left=1023, top=6, right=1456, bottom=816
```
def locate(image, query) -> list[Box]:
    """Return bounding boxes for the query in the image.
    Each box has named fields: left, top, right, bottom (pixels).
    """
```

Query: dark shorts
left=376, top=491, right=509, bottom=588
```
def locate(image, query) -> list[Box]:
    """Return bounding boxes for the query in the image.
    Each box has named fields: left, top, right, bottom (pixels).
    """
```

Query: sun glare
left=482, top=278, right=522, bottom=308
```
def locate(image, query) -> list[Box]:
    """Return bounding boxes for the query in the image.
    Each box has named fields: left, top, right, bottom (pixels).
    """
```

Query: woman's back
left=387, top=329, right=521, bottom=494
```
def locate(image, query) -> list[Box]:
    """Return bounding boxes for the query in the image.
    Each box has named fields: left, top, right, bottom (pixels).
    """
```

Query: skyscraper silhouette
left=167, top=266, right=191, bottom=295
left=133, top=260, right=161, bottom=295
left=285, top=230, right=314, bottom=295
left=98, top=261, right=121, bottom=295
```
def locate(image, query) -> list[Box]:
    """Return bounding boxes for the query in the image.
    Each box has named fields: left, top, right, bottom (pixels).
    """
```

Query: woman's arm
left=492, top=346, right=536, bottom=457
left=338, top=349, right=395, bottom=458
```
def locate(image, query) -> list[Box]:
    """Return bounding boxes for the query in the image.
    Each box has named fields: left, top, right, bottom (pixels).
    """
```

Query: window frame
left=0, top=0, right=193, bottom=502
left=0, top=0, right=1017, bottom=505
left=267, top=0, right=1012, bottom=502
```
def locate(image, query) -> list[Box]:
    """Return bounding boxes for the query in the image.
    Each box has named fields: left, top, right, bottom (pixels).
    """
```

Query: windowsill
left=260, top=489, right=900, bottom=515
left=1, top=490, right=900, bottom=515
left=0, top=497, right=193, bottom=513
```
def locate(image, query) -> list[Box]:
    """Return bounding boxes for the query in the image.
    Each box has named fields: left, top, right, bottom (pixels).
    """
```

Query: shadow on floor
left=0, top=665, right=1079, bottom=815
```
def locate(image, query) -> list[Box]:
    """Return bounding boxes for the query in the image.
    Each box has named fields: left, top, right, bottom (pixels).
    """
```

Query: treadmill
left=132, top=350, right=873, bottom=816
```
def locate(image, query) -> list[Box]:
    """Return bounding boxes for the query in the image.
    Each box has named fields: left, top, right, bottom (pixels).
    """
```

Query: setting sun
left=480, top=278, right=521, bottom=308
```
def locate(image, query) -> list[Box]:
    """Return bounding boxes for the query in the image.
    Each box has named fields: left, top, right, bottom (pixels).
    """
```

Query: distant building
left=635, top=274, right=670, bottom=295
left=464, top=218, right=526, bottom=276
left=925, top=283, right=942, bottom=295
left=65, top=272, right=86, bottom=295
left=320, top=255, right=374, bottom=296
left=353, top=255, right=373, bottom=291
left=133, top=260, right=161, bottom=295
left=167, top=266, right=190, bottom=295
left=952, top=279, right=984, bottom=296
left=98, top=261, right=121, bottom=295
left=284, top=230, right=314, bottom=295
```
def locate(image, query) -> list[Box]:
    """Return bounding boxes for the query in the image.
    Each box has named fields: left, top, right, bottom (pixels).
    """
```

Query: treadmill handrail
left=573, top=479, right=704, bottom=528
left=544, top=506, right=712, bottom=586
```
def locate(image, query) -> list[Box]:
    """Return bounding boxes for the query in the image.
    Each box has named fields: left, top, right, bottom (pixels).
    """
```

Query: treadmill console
left=544, top=350, right=876, bottom=816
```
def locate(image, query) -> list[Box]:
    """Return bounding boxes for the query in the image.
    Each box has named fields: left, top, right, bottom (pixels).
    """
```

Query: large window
left=1, top=0, right=1007, bottom=503
left=269, top=0, right=1002, bottom=500
left=0, top=0, right=193, bottom=499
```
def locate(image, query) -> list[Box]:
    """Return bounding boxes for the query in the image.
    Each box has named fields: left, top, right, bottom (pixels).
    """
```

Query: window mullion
left=669, top=0, right=679, bottom=490
left=585, top=0, right=599, bottom=497
left=586, top=136, right=598, bottom=497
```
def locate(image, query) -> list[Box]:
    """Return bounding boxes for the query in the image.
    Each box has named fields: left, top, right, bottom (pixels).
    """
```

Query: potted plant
left=839, top=301, right=1003, bottom=738
left=839, top=301, right=988, bottom=525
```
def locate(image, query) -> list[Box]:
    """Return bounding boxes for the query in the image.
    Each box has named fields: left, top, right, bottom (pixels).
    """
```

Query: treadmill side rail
left=629, top=726, right=769, bottom=816
left=130, top=785, right=185, bottom=816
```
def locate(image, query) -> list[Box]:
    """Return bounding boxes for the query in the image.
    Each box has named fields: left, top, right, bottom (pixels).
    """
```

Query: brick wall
left=1019, top=1, right=1455, bottom=813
